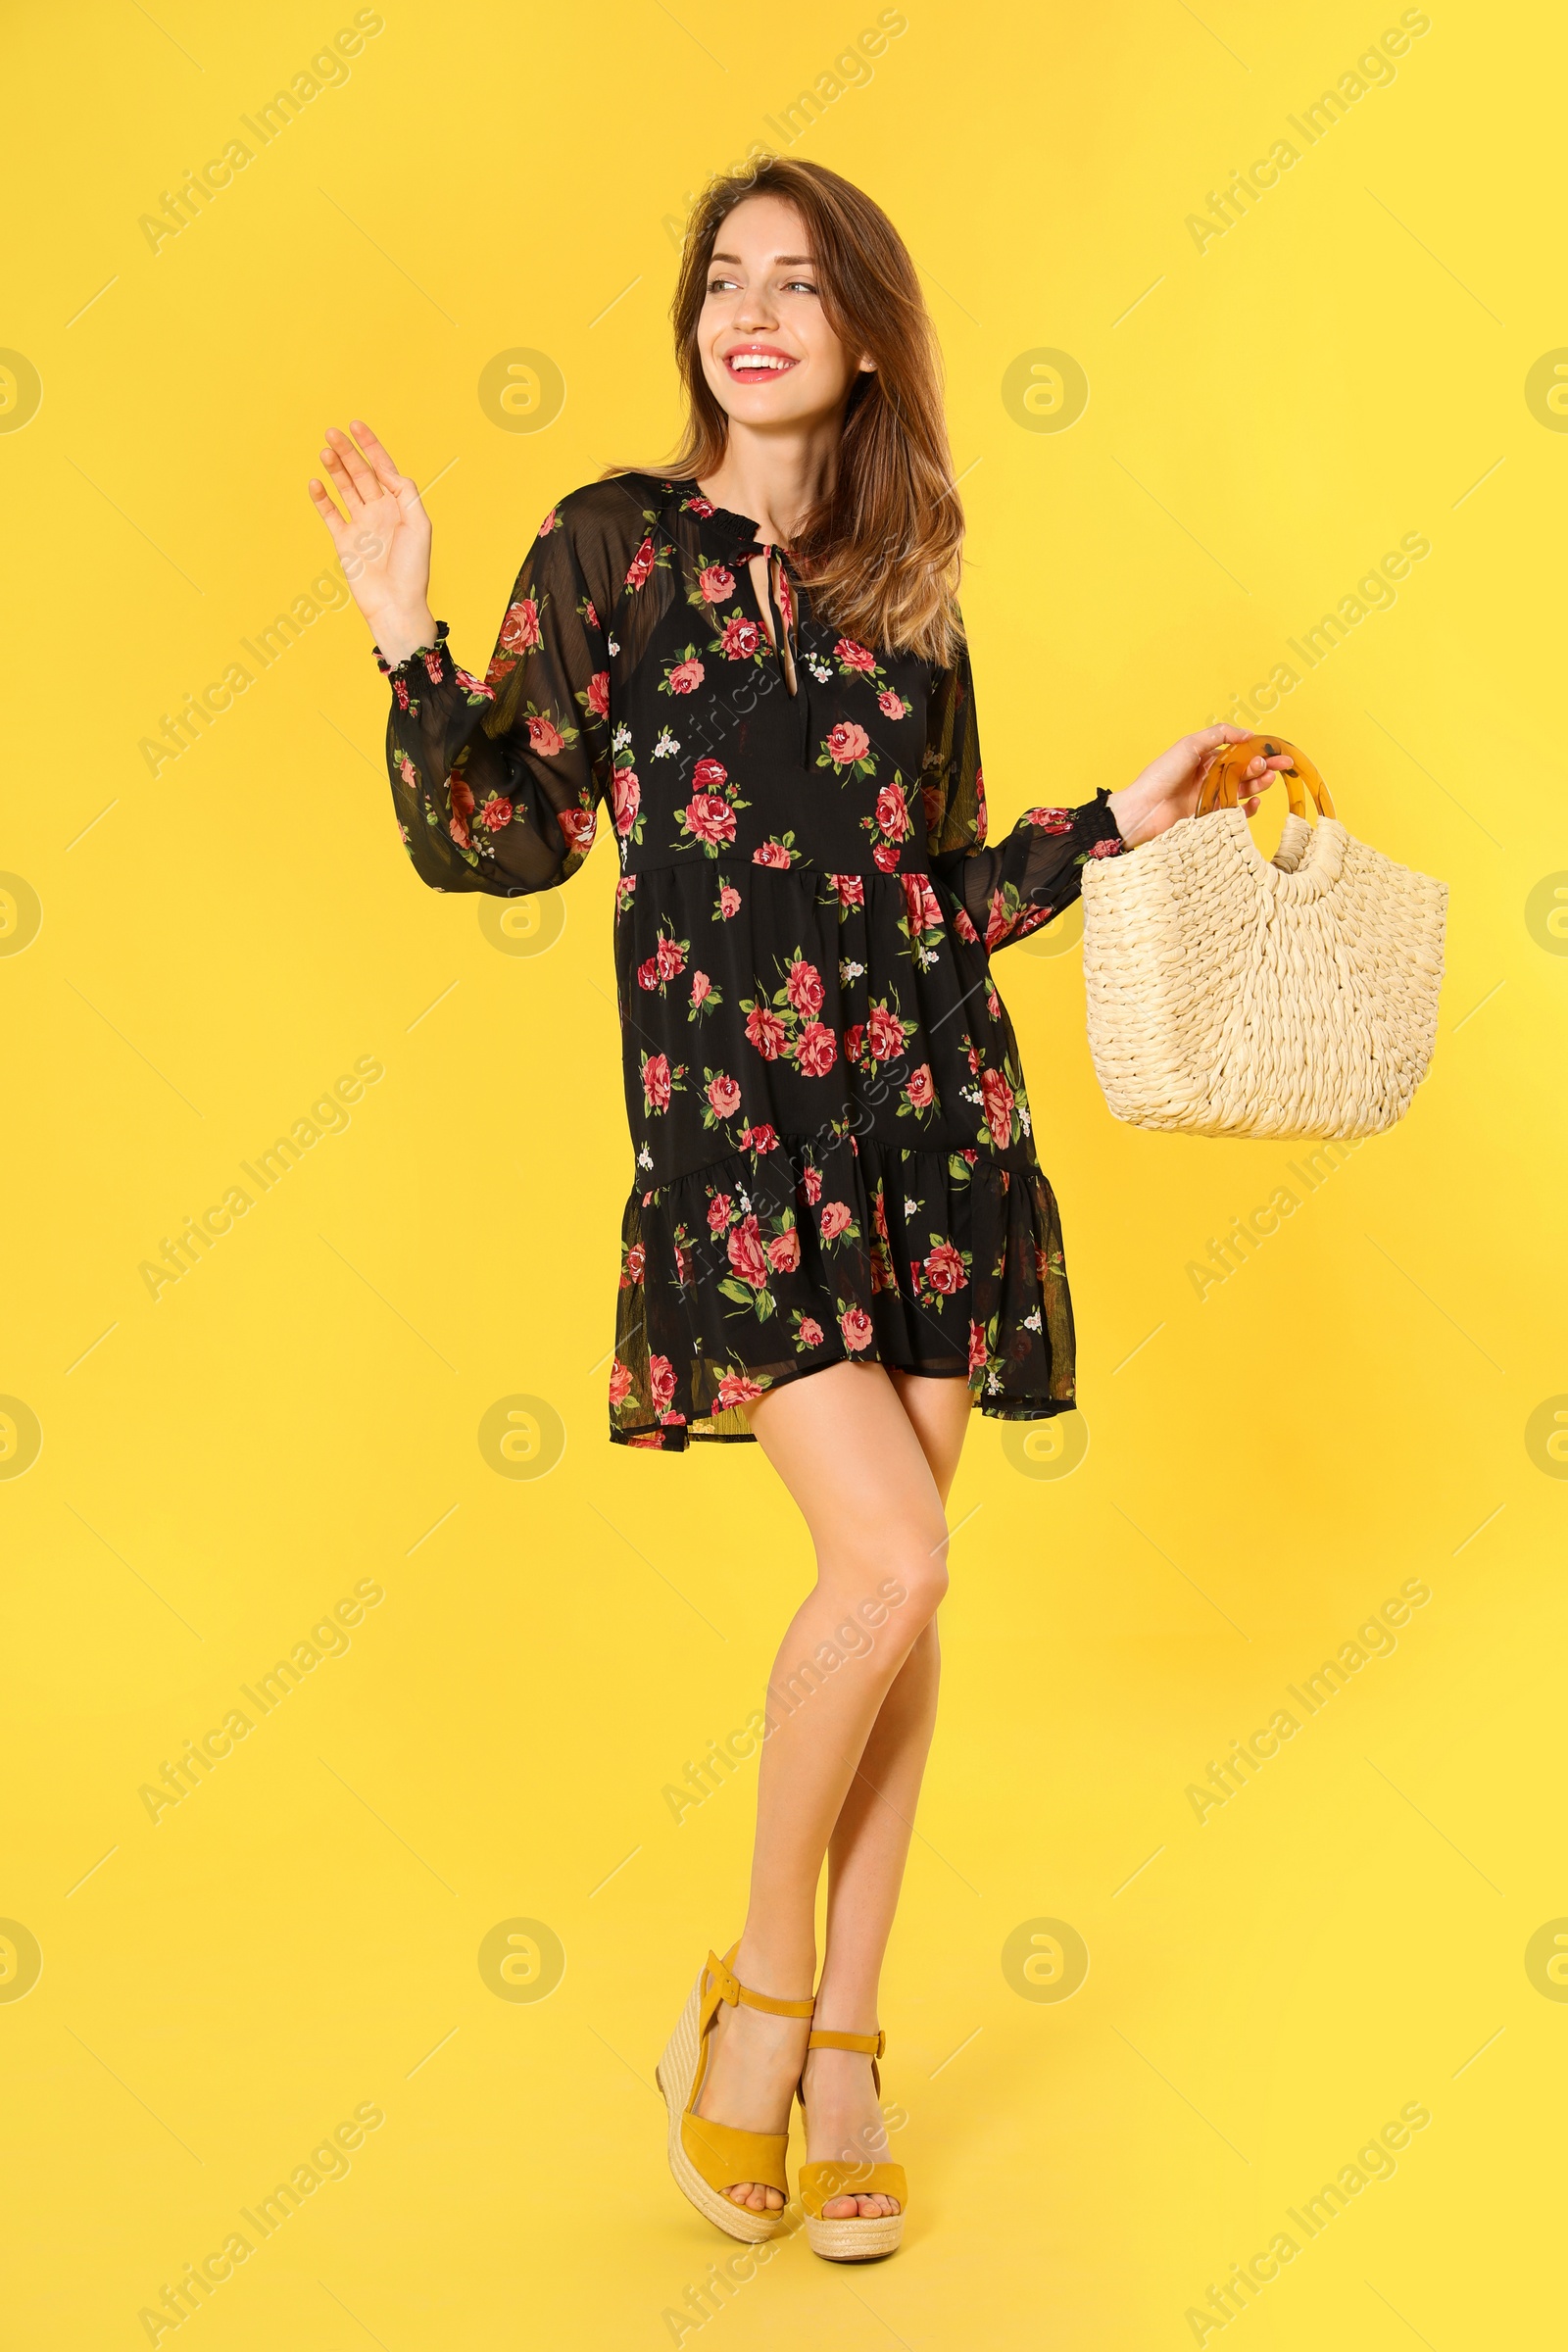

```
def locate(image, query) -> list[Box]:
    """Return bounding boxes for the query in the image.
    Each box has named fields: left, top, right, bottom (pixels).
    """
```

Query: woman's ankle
left=732, top=1927, right=816, bottom=1999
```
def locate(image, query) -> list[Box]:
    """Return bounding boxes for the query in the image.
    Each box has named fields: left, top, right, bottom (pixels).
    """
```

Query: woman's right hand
left=307, top=420, right=436, bottom=665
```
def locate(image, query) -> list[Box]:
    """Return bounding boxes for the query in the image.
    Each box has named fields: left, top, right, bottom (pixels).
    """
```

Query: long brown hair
left=607, top=157, right=965, bottom=666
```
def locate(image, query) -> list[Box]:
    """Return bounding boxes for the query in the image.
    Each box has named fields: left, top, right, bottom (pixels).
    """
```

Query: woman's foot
left=800, top=2042, right=901, bottom=2219
left=693, top=1980, right=813, bottom=2213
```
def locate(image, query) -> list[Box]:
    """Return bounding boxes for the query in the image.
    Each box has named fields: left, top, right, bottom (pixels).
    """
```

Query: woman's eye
left=783, top=279, right=818, bottom=295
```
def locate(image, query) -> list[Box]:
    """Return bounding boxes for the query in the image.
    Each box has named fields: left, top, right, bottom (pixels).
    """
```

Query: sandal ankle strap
left=807, top=2027, right=885, bottom=2057
left=705, top=1947, right=815, bottom=2021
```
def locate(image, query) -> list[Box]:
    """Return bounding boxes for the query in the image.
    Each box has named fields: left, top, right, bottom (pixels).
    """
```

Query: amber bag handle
left=1197, top=733, right=1336, bottom=822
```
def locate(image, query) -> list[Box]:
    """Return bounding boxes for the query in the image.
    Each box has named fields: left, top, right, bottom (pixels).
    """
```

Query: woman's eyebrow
left=709, top=251, right=816, bottom=266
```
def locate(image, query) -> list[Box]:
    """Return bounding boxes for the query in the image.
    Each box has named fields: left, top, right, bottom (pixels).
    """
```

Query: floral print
left=375, top=471, right=1125, bottom=1448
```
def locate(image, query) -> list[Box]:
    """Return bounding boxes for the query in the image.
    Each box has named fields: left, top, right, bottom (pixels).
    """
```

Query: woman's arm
left=921, top=647, right=1125, bottom=953
left=309, top=421, right=612, bottom=897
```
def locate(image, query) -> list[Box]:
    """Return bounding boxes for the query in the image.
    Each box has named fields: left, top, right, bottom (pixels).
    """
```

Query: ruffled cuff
left=373, top=618, right=450, bottom=681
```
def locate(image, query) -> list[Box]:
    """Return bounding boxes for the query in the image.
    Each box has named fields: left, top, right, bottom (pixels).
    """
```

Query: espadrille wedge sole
left=796, top=2027, right=906, bottom=2262
left=658, top=1943, right=814, bottom=2243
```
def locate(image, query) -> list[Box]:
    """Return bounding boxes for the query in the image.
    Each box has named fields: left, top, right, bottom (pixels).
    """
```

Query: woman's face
left=695, top=193, right=871, bottom=434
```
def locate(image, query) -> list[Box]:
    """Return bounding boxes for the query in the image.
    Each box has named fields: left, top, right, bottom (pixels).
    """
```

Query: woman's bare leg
left=805, top=1371, right=971, bottom=2217
left=691, top=1361, right=956, bottom=2212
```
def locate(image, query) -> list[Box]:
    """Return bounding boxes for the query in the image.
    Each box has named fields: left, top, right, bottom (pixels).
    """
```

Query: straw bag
left=1079, top=735, right=1447, bottom=1138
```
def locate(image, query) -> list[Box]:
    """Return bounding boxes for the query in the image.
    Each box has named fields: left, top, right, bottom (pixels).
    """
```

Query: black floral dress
left=377, top=471, right=1126, bottom=1449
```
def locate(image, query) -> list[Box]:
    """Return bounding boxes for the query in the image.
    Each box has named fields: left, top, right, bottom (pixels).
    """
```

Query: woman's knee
left=821, top=1522, right=949, bottom=1642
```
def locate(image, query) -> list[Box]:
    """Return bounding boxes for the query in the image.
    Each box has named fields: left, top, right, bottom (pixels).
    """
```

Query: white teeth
left=729, top=354, right=791, bottom=371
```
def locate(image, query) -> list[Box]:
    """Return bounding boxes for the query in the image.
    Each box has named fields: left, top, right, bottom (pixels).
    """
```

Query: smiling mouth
left=723, top=351, right=799, bottom=382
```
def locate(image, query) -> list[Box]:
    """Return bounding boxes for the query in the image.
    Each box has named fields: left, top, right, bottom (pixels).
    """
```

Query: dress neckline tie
left=730, top=536, right=812, bottom=770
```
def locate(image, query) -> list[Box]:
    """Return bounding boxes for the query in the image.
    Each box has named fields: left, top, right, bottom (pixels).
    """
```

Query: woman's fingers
left=307, top=484, right=347, bottom=548
left=318, top=442, right=366, bottom=515
left=325, top=423, right=379, bottom=503
left=350, top=417, right=406, bottom=489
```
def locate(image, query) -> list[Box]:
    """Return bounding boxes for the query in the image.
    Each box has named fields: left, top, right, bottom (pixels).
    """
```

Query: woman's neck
left=698, top=420, right=842, bottom=549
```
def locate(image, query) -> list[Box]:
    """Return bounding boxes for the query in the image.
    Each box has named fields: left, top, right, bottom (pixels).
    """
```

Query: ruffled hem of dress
left=607, top=1129, right=1078, bottom=1452
left=609, top=1367, right=1072, bottom=1451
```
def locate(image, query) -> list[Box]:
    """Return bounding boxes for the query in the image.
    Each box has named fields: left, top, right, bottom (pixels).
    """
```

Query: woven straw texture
left=1080, top=808, right=1447, bottom=1138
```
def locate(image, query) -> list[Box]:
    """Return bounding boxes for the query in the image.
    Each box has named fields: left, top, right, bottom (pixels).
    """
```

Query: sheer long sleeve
left=921, top=639, right=1127, bottom=953
left=379, top=504, right=613, bottom=897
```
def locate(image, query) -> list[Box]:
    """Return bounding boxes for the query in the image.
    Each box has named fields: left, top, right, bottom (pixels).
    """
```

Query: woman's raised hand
left=307, top=421, right=436, bottom=666
left=1105, top=724, right=1296, bottom=850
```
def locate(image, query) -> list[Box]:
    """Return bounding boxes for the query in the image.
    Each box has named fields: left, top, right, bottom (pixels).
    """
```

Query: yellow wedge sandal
left=796, top=2027, right=906, bottom=2261
left=657, top=1944, right=815, bottom=2242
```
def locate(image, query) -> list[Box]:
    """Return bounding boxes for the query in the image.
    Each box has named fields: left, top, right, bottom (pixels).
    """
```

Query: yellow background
left=4, top=1, right=1563, bottom=2344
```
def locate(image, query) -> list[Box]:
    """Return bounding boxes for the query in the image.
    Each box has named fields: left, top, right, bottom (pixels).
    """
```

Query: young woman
left=309, top=156, right=1283, bottom=2263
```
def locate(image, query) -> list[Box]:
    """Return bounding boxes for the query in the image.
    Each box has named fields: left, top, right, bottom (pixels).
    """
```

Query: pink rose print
left=727, top=1216, right=769, bottom=1288
left=878, top=689, right=909, bottom=719
left=872, top=842, right=900, bottom=872
left=691, top=969, right=711, bottom=1007
left=832, top=874, right=865, bottom=907
left=968, top=1320, right=988, bottom=1375
left=585, top=670, right=611, bottom=719
left=718, top=884, right=742, bottom=918
left=753, top=841, right=792, bottom=868
left=980, top=1066, right=1014, bottom=1149
left=866, top=1004, right=907, bottom=1062
left=698, top=564, right=735, bottom=604
left=953, top=905, right=981, bottom=946
left=984, top=891, right=1011, bottom=950
left=656, top=934, right=686, bottom=981
left=479, top=797, right=513, bottom=831
left=767, top=1229, right=802, bottom=1273
left=685, top=794, right=735, bottom=847
left=799, top=1166, right=823, bottom=1205
left=720, top=615, right=762, bottom=660
left=649, top=1353, right=676, bottom=1412
left=684, top=494, right=715, bottom=518
left=395, top=753, right=417, bottom=790
left=622, top=1244, right=646, bottom=1286
left=1089, top=834, right=1123, bottom=856
left=707, top=1072, right=742, bottom=1118
left=538, top=507, right=560, bottom=534
left=823, top=720, right=870, bottom=767
left=450, top=776, right=475, bottom=820
left=642, top=1053, right=672, bottom=1113
left=785, top=958, right=825, bottom=1015
left=739, top=1122, right=778, bottom=1153
left=834, top=638, right=877, bottom=673
left=583, top=601, right=600, bottom=630
left=625, top=536, right=657, bottom=591
left=609, top=1358, right=634, bottom=1406
left=906, top=1062, right=935, bottom=1108
left=902, top=873, right=943, bottom=930
left=708, top=1195, right=732, bottom=1231
left=922, top=1242, right=965, bottom=1295
left=874, top=781, right=909, bottom=840
left=666, top=657, right=705, bottom=694
left=745, top=1004, right=787, bottom=1059
left=499, top=599, right=541, bottom=653
left=798, top=1317, right=824, bottom=1348
left=556, top=805, right=596, bottom=852
left=843, top=1022, right=865, bottom=1061
left=612, top=767, right=640, bottom=834
left=793, top=1020, right=838, bottom=1078
left=839, top=1304, right=874, bottom=1352
left=1023, top=805, right=1072, bottom=834
left=525, top=714, right=564, bottom=757
left=637, top=958, right=659, bottom=991
left=449, top=814, right=471, bottom=850
left=692, top=757, right=729, bottom=791
left=714, top=1371, right=767, bottom=1409
left=819, top=1200, right=853, bottom=1240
